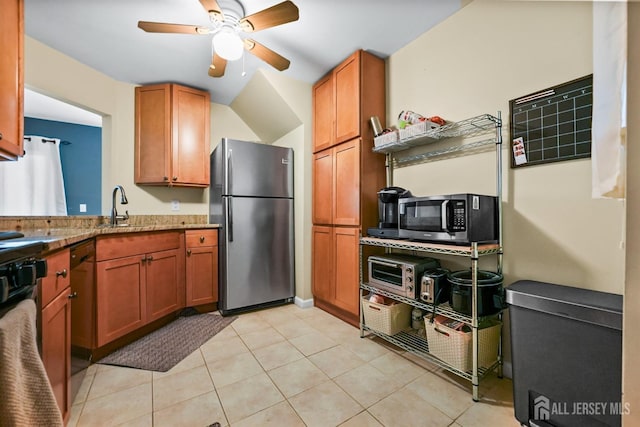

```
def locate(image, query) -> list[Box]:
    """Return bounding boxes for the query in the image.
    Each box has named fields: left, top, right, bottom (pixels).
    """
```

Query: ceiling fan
left=138, top=0, right=299, bottom=78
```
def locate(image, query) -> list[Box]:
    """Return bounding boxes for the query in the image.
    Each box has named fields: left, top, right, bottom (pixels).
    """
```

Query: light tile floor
left=69, top=304, right=520, bottom=427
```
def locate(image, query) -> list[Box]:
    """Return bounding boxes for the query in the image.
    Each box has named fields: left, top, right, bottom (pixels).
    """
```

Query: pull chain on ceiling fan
left=138, top=0, right=299, bottom=78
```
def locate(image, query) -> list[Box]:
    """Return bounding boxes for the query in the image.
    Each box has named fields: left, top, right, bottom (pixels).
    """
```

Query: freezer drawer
left=507, top=280, right=622, bottom=427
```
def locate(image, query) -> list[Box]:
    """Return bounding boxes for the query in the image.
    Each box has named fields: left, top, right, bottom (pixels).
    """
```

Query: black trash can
left=506, top=280, right=623, bottom=427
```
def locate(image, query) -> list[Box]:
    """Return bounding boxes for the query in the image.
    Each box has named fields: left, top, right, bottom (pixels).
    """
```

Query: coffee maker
left=367, top=186, right=412, bottom=239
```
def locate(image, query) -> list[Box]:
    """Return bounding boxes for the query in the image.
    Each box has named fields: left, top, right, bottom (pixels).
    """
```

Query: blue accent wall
left=24, top=117, right=102, bottom=215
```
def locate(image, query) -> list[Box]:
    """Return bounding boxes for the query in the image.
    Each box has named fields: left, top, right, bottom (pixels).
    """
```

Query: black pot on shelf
left=447, top=270, right=504, bottom=316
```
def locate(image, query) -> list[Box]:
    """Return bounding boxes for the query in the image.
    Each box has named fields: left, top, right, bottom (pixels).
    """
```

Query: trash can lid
left=506, top=280, right=622, bottom=331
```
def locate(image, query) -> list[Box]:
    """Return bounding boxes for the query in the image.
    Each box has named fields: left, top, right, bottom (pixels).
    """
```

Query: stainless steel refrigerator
left=210, top=138, right=294, bottom=315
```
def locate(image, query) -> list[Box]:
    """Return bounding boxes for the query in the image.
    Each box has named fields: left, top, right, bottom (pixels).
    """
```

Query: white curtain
left=0, top=136, right=68, bottom=215
left=592, top=2, right=627, bottom=199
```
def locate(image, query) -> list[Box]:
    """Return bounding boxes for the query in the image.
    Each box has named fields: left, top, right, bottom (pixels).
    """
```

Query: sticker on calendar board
left=513, top=137, right=528, bottom=166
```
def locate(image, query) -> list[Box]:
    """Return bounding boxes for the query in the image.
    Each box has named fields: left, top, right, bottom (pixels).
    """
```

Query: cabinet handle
left=187, top=249, right=192, bottom=256
left=147, top=255, right=153, bottom=261
left=172, top=176, right=178, bottom=181
left=68, top=292, right=78, bottom=299
left=163, top=176, right=169, bottom=181
left=200, top=236, right=205, bottom=243
left=141, top=256, right=147, bottom=263
left=0, top=132, right=3, bottom=140
left=56, top=269, right=68, bottom=278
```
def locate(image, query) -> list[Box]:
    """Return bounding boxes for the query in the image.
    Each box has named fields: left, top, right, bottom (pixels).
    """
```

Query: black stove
left=0, top=232, right=47, bottom=315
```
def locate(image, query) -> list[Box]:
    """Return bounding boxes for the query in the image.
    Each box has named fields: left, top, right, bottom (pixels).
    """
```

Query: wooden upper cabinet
left=312, top=50, right=385, bottom=154
left=312, top=74, right=334, bottom=153
left=334, top=54, right=360, bottom=144
left=0, top=0, right=24, bottom=161
left=135, top=83, right=210, bottom=187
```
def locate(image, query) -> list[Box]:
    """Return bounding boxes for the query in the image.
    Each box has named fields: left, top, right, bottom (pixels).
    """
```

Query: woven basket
left=425, top=315, right=501, bottom=372
left=362, top=296, right=412, bottom=335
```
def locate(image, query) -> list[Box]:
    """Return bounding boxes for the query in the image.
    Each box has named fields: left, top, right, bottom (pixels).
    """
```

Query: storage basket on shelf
left=398, top=120, right=441, bottom=140
left=425, top=315, right=501, bottom=372
left=373, top=130, right=399, bottom=147
left=361, top=295, right=412, bottom=335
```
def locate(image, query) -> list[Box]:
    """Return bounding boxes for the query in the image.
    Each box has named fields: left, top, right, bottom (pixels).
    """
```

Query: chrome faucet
left=110, top=185, right=129, bottom=226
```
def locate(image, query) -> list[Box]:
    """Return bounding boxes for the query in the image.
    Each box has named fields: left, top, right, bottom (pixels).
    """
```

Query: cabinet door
left=334, top=52, right=360, bottom=145
left=40, top=248, right=70, bottom=309
left=186, top=245, right=218, bottom=306
left=0, top=0, right=23, bottom=161
left=146, top=248, right=182, bottom=322
left=70, top=253, right=95, bottom=349
left=312, top=74, right=334, bottom=153
left=312, top=225, right=334, bottom=302
left=41, top=287, right=71, bottom=423
left=333, top=139, right=360, bottom=226
left=172, top=84, right=210, bottom=187
left=135, top=84, right=171, bottom=184
left=312, top=148, right=333, bottom=225
left=333, top=227, right=360, bottom=315
left=96, top=256, right=146, bottom=347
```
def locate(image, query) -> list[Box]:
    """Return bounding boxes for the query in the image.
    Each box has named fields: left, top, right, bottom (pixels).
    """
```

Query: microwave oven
left=368, top=254, right=439, bottom=299
left=398, top=193, right=498, bottom=245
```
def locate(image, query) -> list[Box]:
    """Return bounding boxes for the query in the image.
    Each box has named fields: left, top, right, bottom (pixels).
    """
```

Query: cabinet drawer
left=185, top=230, right=218, bottom=248
left=41, top=248, right=71, bottom=308
left=96, top=231, right=181, bottom=261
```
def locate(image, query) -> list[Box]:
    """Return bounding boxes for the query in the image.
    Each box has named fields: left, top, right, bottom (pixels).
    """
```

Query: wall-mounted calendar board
left=509, top=75, right=592, bottom=168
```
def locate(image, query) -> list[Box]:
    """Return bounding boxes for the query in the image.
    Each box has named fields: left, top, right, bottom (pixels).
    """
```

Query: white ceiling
left=23, top=0, right=462, bottom=107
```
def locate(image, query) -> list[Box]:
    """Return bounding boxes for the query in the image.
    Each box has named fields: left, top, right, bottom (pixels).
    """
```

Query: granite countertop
left=0, top=215, right=221, bottom=253
left=20, top=224, right=221, bottom=252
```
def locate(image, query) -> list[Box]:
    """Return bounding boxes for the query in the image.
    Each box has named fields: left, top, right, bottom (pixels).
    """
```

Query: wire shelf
left=394, top=139, right=496, bottom=167
left=361, top=325, right=500, bottom=381
left=360, top=237, right=502, bottom=257
left=372, top=114, right=500, bottom=155
left=360, top=283, right=501, bottom=325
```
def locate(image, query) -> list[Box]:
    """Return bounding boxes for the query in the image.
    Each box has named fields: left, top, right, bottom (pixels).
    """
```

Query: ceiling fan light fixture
left=213, top=27, right=244, bottom=61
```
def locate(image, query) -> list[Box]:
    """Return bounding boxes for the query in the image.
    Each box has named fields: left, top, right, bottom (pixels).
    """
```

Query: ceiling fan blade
left=208, top=54, right=227, bottom=77
left=239, top=1, right=299, bottom=33
left=199, top=0, right=224, bottom=22
left=138, top=21, right=210, bottom=34
left=244, top=39, right=290, bottom=71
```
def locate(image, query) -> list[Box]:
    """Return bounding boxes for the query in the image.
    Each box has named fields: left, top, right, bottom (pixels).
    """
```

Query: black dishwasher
left=69, top=240, right=95, bottom=403
left=507, top=280, right=623, bottom=427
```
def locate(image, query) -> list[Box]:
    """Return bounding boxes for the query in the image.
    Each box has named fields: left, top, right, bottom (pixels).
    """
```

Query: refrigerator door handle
left=227, top=148, right=233, bottom=195
left=227, top=196, right=233, bottom=242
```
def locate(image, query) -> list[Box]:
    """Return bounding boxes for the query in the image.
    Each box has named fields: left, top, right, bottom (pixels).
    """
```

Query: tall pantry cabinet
left=311, top=50, right=386, bottom=326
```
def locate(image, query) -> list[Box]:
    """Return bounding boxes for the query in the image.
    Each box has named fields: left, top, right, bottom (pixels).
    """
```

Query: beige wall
left=24, top=36, right=258, bottom=217
left=624, top=3, right=639, bottom=424
left=388, top=0, right=625, bottom=294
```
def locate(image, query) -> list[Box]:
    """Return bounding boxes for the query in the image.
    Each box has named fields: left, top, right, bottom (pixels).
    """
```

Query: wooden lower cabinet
left=185, top=230, right=219, bottom=306
left=312, top=225, right=359, bottom=325
left=95, top=231, right=185, bottom=347
left=146, top=248, right=182, bottom=321
left=96, top=255, right=146, bottom=347
left=40, top=248, right=71, bottom=423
